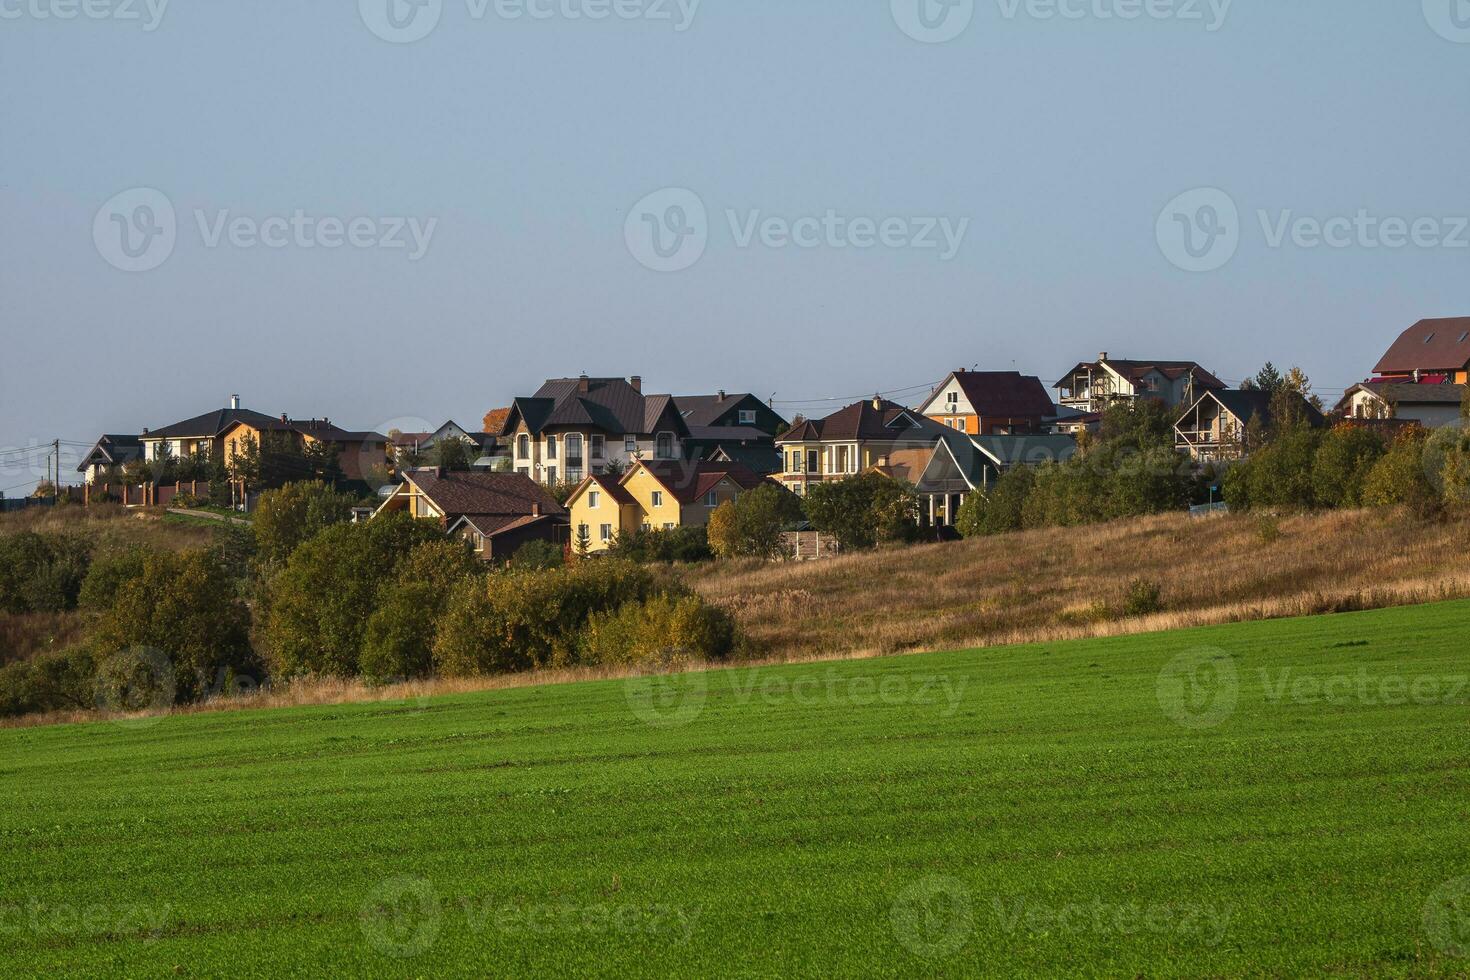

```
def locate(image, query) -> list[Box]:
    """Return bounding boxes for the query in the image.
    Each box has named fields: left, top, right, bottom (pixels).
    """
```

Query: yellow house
left=565, top=460, right=766, bottom=553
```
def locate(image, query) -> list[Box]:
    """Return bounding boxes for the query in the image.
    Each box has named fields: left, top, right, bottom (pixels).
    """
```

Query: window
left=566, top=434, right=583, bottom=461
left=705, top=491, right=719, bottom=506
left=578, top=522, right=589, bottom=541
left=591, top=434, right=605, bottom=459
left=589, top=490, right=600, bottom=508
left=663, top=523, right=675, bottom=531
left=738, top=409, right=757, bottom=425
left=656, top=432, right=675, bottom=459
left=641, top=522, right=652, bottom=531
left=651, top=490, right=664, bottom=507
left=807, top=449, right=819, bottom=474
left=1425, top=333, right=1437, bottom=344
left=546, top=435, right=558, bottom=459
left=547, top=466, right=557, bottom=485
left=517, top=434, right=530, bottom=459
left=946, top=391, right=958, bottom=405
left=625, top=435, right=637, bottom=453
left=600, top=524, right=612, bottom=542
left=517, top=467, right=529, bottom=477
left=567, top=468, right=582, bottom=483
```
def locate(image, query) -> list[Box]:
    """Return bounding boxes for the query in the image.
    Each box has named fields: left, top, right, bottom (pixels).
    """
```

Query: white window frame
left=588, top=490, right=600, bottom=508
left=651, top=490, right=664, bottom=507
left=738, top=409, right=757, bottom=425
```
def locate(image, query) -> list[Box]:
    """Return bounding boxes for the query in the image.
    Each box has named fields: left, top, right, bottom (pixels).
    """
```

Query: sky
left=3, top=0, right=1469, bottom=491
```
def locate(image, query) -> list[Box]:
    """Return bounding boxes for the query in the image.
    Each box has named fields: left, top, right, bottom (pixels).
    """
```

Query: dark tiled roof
left=1198, top=389, right=1328, bottom=429
left=971, top=433, right=1079, bottom=468
left=1348, top=382, right=1467, bottom=406
left=1373, top=318, right=1470, bottom=374
left=583, top=473, right=637, bottom=507
left=1057, top=359, right=1226, bottom=392
left=455, top=512, right=562, bottom=538
left=937, top=371, right=1057, bottom=419
left=146, top=407, right=281, bottom=440
left=76, top=434, right=143, bottom=472
left=707, top=443, right=781, bottom=475
left=507, top=378, right=691, bottom=439
left=776, top=399, right=942, bottom=444
left=686, top=425, right=775, bottom=444
left=407, top=470, right=566, bottom=521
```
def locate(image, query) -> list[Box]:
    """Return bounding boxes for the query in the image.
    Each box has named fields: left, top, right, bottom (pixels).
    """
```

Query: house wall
left=1399, top=404, right=1463, bottom=428
left=568, top=490, right=638, bottom=553
left=511, top=425, right=683, bottom=486
left=623, top=467, right=685, bottom=530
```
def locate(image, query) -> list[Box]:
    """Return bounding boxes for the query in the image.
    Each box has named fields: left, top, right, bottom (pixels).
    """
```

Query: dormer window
left=1425, top=333, right=1437, bottom=344
left=738, top=410, right=757, bottom=425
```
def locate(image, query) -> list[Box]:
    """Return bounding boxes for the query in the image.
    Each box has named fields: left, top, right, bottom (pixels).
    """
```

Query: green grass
left=4, top=602, right=1470, bottom=977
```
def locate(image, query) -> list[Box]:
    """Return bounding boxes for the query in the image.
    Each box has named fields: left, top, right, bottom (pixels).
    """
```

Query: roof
left=1343, top=382, right=1468, bottom=407
left=76, top=434, right=143, bottom=472
left=399, top=470, right=566, bottom=521
left=922, top=371, right=1057, bottom=419
left=1057, top=358, right=1226, bottom=392
left=451, top=512, right=562, bottom=539
left=583, top=473, right=637, bottom=507
left=632, top=460, right=767, bottom=504
left=237, top=417, right=388, bottom=443
left=503, top=377, right=690, bottom=439
left=1186, top=389, right=1329, bottom=429
left=1373, top=318, right=1470, bottom=374
left=776, top=398, right=943, bottom=444
left=674, top=393, right=785, bottom=429
left=971, top=434, right=1079, bottom=468
left=707, top=443, right=781, bottom=474
left=145, top=407, right=281, bottom=441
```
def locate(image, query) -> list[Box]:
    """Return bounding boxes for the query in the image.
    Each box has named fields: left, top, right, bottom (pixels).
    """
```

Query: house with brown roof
left=499, top=375, right=692, bottom=487
left=1175, top=389, right=1327, bottom=462
left=1370, top=317, right=1470, bottom=384
left=1056, top=353, right=1225, bottom=414
left=563, top=459, right=767, bottom=552
left=915, top=369, right=1057, bottom=435
left=372, top=469, right=568, bottom=560
left=774, top=397, right=951, bottom=495
left=675, top=391, right=787, bottom=475
left=218, top=415, right=391, bottom=484
left=1334, top=382, right=1468, bottom=429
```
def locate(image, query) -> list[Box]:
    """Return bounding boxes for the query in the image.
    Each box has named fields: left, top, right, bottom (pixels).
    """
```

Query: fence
left=782, top=530, right=842, bottom=561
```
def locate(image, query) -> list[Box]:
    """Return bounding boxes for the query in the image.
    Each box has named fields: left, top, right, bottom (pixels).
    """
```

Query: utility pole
left=53, top=439, right=60, bottom=497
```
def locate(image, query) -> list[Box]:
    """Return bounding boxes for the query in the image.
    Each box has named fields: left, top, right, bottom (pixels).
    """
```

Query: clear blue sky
left=2, top=1, right=1468, bottom=490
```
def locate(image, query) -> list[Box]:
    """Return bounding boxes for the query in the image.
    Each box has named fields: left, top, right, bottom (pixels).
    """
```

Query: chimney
left=230, top=394, right=240, bottom=410
left=280, top=413, right=289, bottom=423
left=872, top=395, right=883, bottom=410
left=718, top=389, right=726, bottom=401
left=629, top=375, right=642, bottom=393
left=578, top=374, right=591, bottom=394
left=531, top=501, right=541, bottom=517
left=142, top=427, right=149, bottom=436
left=1099, top=352, right=1109, bottom=362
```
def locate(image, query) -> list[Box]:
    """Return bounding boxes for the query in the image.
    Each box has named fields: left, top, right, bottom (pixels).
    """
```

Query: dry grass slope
left=686, top=508, right=1470, bottom=662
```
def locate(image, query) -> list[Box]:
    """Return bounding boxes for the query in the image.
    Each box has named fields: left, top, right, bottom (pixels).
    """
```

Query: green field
left=4, top=602, right=1470, bottom=977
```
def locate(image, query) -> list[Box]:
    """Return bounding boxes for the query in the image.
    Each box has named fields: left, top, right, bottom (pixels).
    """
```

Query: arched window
left=517, top=434, right=530, bottom=459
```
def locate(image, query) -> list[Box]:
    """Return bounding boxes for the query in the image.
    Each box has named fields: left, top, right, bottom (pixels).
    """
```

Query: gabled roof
left=707, top=443, right=781, bottom=475
left=504, top=378, right=690, bottom=439
left=674, top=393, right=785, bottom=429
left=919, top=371, right=1057, bottom=419
left=1184, top=389, right=1328, bottom=429
left=630, top=460, right=766, bottom=504
left=450, top=512, right=562, bottom=539
left=76, top=434, right=143, bottom=472
left=776, top=398, right=941, bottom=444
left=387, top=470, right=566, bottom=522
left=568, top=472, right=637, bottom=508
left=1340, top=382, right=1468, bottom=409
left=221, top=417, right=388, bottom=443
left=145, top=407, right=281, bottom=441
left=1057, top=358, right=1226, bottom=392
left=971, top=433, right=1079, bottom=469
left=1373, top=318, right=1470, bottom=375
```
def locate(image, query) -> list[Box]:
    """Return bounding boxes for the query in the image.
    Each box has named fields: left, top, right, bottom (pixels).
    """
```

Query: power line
left=772, top=379, right=943, bottom=406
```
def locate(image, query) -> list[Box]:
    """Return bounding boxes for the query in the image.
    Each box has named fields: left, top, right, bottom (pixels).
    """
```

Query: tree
left=0, top=532, right=92, bottom=614
left=93, top=550, right=255, bottom=704
left=574, top=523, right=592, bottom=559
left=803, top=473, right=918, bottom=551
left=1361, top=427, right=1437, bottom=514
left=1242, top=362, right=1285, bottom=394
left=259, top=513, right=444, bottom=678
left=359, top=539, right=483, bottom=682
left=706, top=483, right=805, bottom=559
left=252, top=481, right=357, bottom=565
left=433, top=438, right=471, bottom=473
left=1312, top=425, right=1386, bottom=509
left=78, top=546, right=153, bottom=611
left=954, top=465, right=1034, bottom=538
left=508, top=539, right=565, bottom=571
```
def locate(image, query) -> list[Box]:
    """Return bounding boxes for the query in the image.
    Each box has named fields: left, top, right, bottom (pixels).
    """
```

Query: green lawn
left=4, top=602, right=1469, bottom=977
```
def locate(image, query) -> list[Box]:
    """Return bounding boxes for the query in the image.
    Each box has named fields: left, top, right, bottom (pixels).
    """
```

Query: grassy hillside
left=688, top=507, right=1470, bottom=662
left=3, top=601, right=1468, bottom=976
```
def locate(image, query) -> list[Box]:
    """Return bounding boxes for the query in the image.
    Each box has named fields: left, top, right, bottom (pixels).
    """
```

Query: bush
left=508, top=539, right=565, bottom=570
left=259, top=513, right=444, bottom=678
left=1312, top=425, right=1386, bottom=509
left=955, top=466, right=1035, bottom=538
left=1361, top=428, right=1437, bottom=514
left=432, top=559, right=668, bottom=676
left=1121, top=578, right=1164, bottom=617
left=608, top=525, right=713, bottom=564
left=0, top=646, right=97, bottom=718
left=577, top=593, right=736, bottom=667
left=1235, top=425, right=1325, bottom=510
left=804, top=473, right=919, bottom=551
left=0, top=532, right=92, bottom=614
left=359, top=540, right=483, bottom=683
left=93, top=550, right=256, bottom=705
left=707, top=483, right=805, bottom=559
left=77, top=547, right=153, bottom=611
left=253, top=481, right=357, bottom=565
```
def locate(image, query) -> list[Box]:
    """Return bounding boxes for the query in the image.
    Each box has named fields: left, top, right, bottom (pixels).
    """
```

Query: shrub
left=1361, top=428, right=1437, bottom=514
left=359, top=540, right=483, bottom=683
left=252, top=481, right=357, bottom=565
left=1243, top=425, right=1325, bottom=510
left=432, top=559, right=668, bottom=676
left=508, top=539, right=565, bottom=570
left=608, top=525, right=713, bottom=564
left=956, top=465, right=1035, bottom=538
left=0, top=646, right=97, bottom=717
left=1121, top=578, right=1164, bottom=617
left=93, top=550, right=255, bottom=704
left=577, top=593, right=736, bottom=667
left=259, top=513, right=444, bottom=678
left=77, top=547, right=153, bottom=611
left=1312, top=425, right=1386, bottom=509
left=707, top=483, right=805, bottom=559
left=1255, top=514, right=1282, bottom=544
left=804, top=474, right=919, bottom=551
left=0, top=532, right=92, bottom=614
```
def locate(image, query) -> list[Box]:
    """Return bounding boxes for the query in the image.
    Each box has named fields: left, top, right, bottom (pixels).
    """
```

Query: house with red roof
left=915, top=369, right=1057, bottom=435
left=1055, top=353, right=1225, bottom=415
left=372, top=469, right=568, bottom=561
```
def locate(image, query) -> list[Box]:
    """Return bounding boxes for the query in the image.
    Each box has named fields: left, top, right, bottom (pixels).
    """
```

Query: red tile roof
left=635, top=460, right=766, bottom=504
left=1373, top=318, right=1470, bottom=375
left=938, top=370, right=1056, bottom=419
